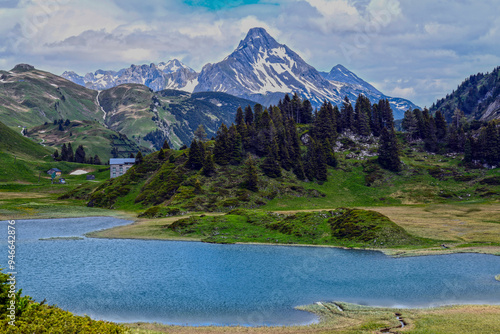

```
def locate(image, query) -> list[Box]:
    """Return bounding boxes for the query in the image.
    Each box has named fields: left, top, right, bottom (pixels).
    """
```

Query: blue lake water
left=1, top=217, right=500, bottom=326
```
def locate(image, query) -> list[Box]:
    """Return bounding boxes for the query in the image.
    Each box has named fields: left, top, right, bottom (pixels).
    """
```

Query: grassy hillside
left=99, top=85, right=256, bottom=149
left=25, top=120, right=150, bottom=161
left=62, top=137, right=500, bottom=218
left=0, top=119, right=52, bottom=159
left=0, top=65, right=101, bottom=128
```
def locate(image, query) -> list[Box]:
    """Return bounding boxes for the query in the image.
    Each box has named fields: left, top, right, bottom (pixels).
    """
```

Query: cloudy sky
left=1, top=0, right=499, bottom=107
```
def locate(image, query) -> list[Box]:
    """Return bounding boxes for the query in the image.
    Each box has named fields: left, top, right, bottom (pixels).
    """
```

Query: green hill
left=0, top=119, right=51, bottom=159
left=26, top=120, right=150, bottom=162
left=167, top=208, right=431, bottom=247
left=0, top=64, right=101, bottom=128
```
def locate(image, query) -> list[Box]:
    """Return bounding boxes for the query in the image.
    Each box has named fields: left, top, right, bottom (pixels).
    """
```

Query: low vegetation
left=0, top=269, right=127, bottom=333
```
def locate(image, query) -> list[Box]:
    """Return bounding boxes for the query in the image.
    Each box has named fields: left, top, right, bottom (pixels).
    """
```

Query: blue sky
left=0, top=0, right=499, bottom=107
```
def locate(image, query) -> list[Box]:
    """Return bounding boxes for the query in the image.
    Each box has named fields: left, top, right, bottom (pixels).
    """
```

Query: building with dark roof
left=109, top=158, right=135, bottom=178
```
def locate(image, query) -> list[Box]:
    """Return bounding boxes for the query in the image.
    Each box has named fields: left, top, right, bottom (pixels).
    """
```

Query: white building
left=109, top=158, right=135, bottom=178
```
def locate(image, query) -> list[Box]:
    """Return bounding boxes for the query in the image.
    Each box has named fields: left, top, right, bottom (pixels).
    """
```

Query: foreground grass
left=125, top=303, right=500, bottom=334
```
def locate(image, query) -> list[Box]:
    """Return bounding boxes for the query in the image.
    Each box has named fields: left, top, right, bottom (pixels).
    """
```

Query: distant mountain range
left=62, top=28, right=419, bottom=119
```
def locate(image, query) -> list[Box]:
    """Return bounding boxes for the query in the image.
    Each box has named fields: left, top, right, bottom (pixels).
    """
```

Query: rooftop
left=109, top=158, right=136, bottom=165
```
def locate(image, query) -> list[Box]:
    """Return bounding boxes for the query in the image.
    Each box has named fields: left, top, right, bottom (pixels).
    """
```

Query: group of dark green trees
left=186, top=93, right=402, bottom=186
left=53, top=143, right=101, bottom=165
left=402, top=108, right=500, bottom=166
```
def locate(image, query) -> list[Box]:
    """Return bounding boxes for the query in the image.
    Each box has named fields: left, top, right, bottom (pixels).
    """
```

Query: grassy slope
left=0, top=119, right=52, bottom=159
left=26, top=120, right=150, bottom=161
left=0, top=67, right=100, bottom=128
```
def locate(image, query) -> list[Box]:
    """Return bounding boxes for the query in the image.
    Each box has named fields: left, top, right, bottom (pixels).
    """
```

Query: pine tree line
left=185, top=94, right=401, bottom=185
left=402, top=107, right=500, bottom=166
left=53, top=143, right=101, bottom=165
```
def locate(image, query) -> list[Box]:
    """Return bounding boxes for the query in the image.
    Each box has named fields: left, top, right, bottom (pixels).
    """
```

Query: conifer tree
left=484, top=122, right=499, bottom=165
left=75, top=145, right=86, bottom=163
left=67, top=143, right=74, bottom=162
left=194, top=124, right=207, bottom=142
left=253, top=104, right=263, bottom=125
left=61, top=144, right=68, bottom=161
left=340, top=96, right=355, bottom=132
left=434, top=110, right=447, bottom=140
left=323, top=139, right=337, bottom=167
left=202, top=154, right=216, bottom=176
left=370, top=103, right=382, bottom=137
left=158, top=148, right=165, bottom=160
left=93, top=154, right=101, bottom=165
left=314, top=141, right=328, bottom=182
left=129, top=153, right=135, bottom=158
left=229, top=125, right=244, bottom=165
left=301, top=99, right=313, bottom=124
left=53, top=149, right=59, bottom=161
left=135, top=151, right=144, bottom=164
left=187, top=139, right=204, bottom=169
left=213, top=123, right=231, bottom=165
left=260, top=140, right=281, bottom=178
left=243, top=154, right=259, bottom=192
left=304, top=140, right=317, bottom=181
left=162, top=140, right=170, bottom=150
left=402, top=109, right=419, bottom=141
left=255, top=109, right=276, bottom=156
left=378, top=127, right=401, bottom=172
left=244, top=105, right=254, bottom=125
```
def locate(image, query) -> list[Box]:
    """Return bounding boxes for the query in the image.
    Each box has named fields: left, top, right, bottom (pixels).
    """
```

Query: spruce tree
left=93, top=155, right=101, bottom=165
left=244, top=105, right=254, bottom=125
left=253, top=104, right=263, bottom=125
left=301, top=99, right=313, bottom=124
left=53, top=149, right=59, bottom=161
left=202, top=154, right=216, bottom=176
left=314, top=141, right=328, bottom=182
left=162, top=140, right=170, bottom=150
left=243, top=154, right=259, bottom=192
left=378, top=127, right=401, bottom=172
left=434, top=110, right=447, bottom=140
left=187, top=140, right=204, bottom=170
left=340, top=96, right=355, bottom=132
left=67, top=143, right=74, bottom=162
left=158, top=148, right=165, bottom=160
left=75, top=145, right=86, bottom=163
left=213, top=123, right=231, bottom=165
left=61, top=144, right=68, bottom=161
left=355, top=94, right=371, bottom=136
left=135, top=151, right=144, bottom=164
left=260, top=140, right=281, bottom=178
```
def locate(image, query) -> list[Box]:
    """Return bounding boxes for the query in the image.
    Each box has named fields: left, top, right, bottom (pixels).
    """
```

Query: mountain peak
left=237, top=27, right=280, bottom=50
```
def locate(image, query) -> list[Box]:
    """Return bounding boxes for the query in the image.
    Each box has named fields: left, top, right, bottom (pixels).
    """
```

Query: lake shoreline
left=86, top=214, right=500, bottom=258
left=123, top=303, right=500, bottom=333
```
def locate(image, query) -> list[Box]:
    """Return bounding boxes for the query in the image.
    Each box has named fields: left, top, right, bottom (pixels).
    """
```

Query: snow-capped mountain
left=193, top=27, right=418, bottom=118
left=320, top=64, right=382, bottom=95
left=61, top=60, right=198, bottom=92
left=61, top=28, right=419, bottom=118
